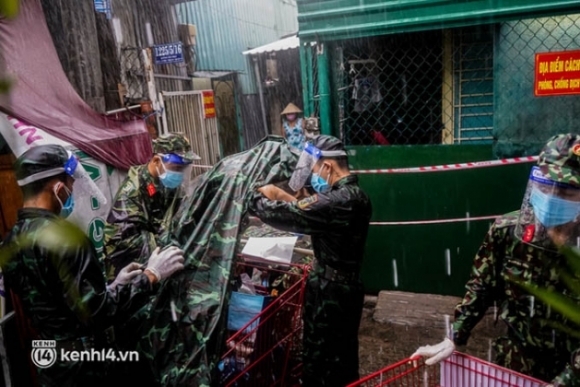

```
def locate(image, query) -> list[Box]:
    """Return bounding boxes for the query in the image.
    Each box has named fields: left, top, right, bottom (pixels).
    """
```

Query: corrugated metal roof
left=243, top=34, right=299, bottom=55
left=177, top=0, right=298, bottom=94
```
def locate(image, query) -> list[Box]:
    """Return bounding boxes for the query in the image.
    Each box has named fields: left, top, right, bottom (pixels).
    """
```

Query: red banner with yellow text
left=202, top=91, right=216, bottom=118
left=535, top=50, right=580, bottom=96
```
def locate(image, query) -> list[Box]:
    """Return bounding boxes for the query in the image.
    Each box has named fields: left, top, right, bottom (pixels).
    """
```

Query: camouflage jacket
left=1, top=208, right=156, bottom=341
left=104, top=164, right=181, bottom=279
left=452, top=210, right=580, bottom=384
left=249, top=175, right=372, bottom=273
left=554, top=350, right=580, bottom=386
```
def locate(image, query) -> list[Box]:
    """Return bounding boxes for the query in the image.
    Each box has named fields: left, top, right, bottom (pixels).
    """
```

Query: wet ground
left=357, top=295, right=506, bottom=380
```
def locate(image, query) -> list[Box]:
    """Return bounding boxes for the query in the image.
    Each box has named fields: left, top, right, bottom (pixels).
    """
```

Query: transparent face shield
left=64, top=153, right=108, bottom=206
left=16, top=151, right=108, bottom=206
left=158, top=153, right=193, bottom=191
left=515, top=166, right=580, bottom=249
left=288, top=143, right=322, bottom=192
left=288, top=143, right=347, bottom=192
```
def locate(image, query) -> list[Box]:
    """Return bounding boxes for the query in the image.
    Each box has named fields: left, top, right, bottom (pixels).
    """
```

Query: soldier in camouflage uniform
left=413, top=133, right=580, bottom=386
left=104, top=133, right=199, bottom=280
left=248, top=135, right=372, bottom=386
left=0, top=144, right=185, bottom=386
left=103, top=133, right=198, bottom=386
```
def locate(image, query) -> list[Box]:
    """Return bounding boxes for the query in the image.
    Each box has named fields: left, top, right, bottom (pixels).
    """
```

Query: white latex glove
left=411, top=338, right=455, bottom=365
left=145, top=246, right=185, bottom=282
left=109, top=262, right=143, bottom=287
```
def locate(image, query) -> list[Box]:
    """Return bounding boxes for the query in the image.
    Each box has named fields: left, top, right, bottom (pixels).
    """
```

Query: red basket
left=440, top=352, right=547, bottom=387
left=347, top=352, right=547, bottom=387
left=347, top=356, right=437, bottom=387
left=220, top=260, right=310, bottom=387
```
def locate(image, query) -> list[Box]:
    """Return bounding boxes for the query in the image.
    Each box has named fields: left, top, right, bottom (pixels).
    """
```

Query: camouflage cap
left=312, top=135, right=346, bottom=154
left=14, top=144, right=70, bottom=186
left=153, top=133, right=200, bottom=163
left=538, top=133, right=580, bottom=187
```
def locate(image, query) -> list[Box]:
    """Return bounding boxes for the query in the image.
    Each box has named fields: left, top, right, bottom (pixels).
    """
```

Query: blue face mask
left=158, top=163, right=184, bottom=189
left=54, top=184, right=74, bottom=218
left=60, top=195, right=75, bottom=218
left=529, top=187, right=580, bottom=228
left=310, top=166, right=330, bottom=193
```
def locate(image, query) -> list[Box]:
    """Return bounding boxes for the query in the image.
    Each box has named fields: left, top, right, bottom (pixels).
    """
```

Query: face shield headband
left=288, top=143, right=347, bottom=192
left=17, top=152, right=78, bottom=186
left=160, top=153, right=192, bottom=165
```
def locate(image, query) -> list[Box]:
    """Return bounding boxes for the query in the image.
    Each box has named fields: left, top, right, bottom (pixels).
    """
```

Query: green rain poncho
left=139, top=136, right=298, bottom=386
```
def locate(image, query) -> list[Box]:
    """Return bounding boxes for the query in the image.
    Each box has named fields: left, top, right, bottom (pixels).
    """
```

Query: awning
left=243, top=34, right=300, bottom=56
left=193, top=71, right=234, bottom=79
left=0, top=0, right=152, bottom=170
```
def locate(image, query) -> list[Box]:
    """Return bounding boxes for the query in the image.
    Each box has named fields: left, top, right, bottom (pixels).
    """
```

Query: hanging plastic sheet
left=0, top=0, right=152, bottom=170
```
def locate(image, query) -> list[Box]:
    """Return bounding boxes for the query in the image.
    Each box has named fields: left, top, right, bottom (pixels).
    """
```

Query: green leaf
left=0, top=0, right=19, bottom=19
left=518, top=281, right=580, bottom=325
left=561, top=271, right=580, bottom=296
left=544, top=319, right=580, bottom=340
left=559, top=245, right=580, bottom=275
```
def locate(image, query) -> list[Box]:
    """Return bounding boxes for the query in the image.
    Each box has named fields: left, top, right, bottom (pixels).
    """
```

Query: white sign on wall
left=0, top=113, right=127, bottom=252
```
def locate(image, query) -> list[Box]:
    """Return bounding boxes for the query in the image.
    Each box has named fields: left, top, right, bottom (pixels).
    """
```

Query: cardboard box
left=178, top=24, right=197, bottom=46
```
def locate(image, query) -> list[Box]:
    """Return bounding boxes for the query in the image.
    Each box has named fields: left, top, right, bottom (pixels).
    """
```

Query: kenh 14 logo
left=31, top=340, right=57, bottom=369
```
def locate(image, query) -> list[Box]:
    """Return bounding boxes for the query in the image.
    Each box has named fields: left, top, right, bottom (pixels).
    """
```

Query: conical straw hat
left=281, top=103, right=303, bottom=116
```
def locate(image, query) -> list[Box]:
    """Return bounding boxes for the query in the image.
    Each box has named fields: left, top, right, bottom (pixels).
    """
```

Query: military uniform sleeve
left=48, top=222, right=155, bottom=328
left=452, top=223, right=506, bottom=346
left=248, top=190, right=349, bottom=235
left=550, top=349, right=580, bottom=386
left=104, top=192, right=156, bottom=279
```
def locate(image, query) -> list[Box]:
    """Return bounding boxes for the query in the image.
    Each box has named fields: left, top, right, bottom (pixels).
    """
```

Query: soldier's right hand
left=411, top=338, right=455, bottom=365
left=145, top=246, right=185, bottom=283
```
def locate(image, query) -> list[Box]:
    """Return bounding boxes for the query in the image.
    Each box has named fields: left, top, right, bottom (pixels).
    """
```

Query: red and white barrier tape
left=353, top=155, right=538, bottom=175
left=370, top=215, right=500, bottom=226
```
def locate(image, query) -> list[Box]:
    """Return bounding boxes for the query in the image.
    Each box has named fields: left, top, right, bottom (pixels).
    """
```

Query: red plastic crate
left=347, top=352, right=547, bottom=387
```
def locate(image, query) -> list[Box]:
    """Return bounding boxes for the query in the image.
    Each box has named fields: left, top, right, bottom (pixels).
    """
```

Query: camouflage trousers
left=302, top=270, right=364, bottom=387
left=492, top=335, right=573, bottom=384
